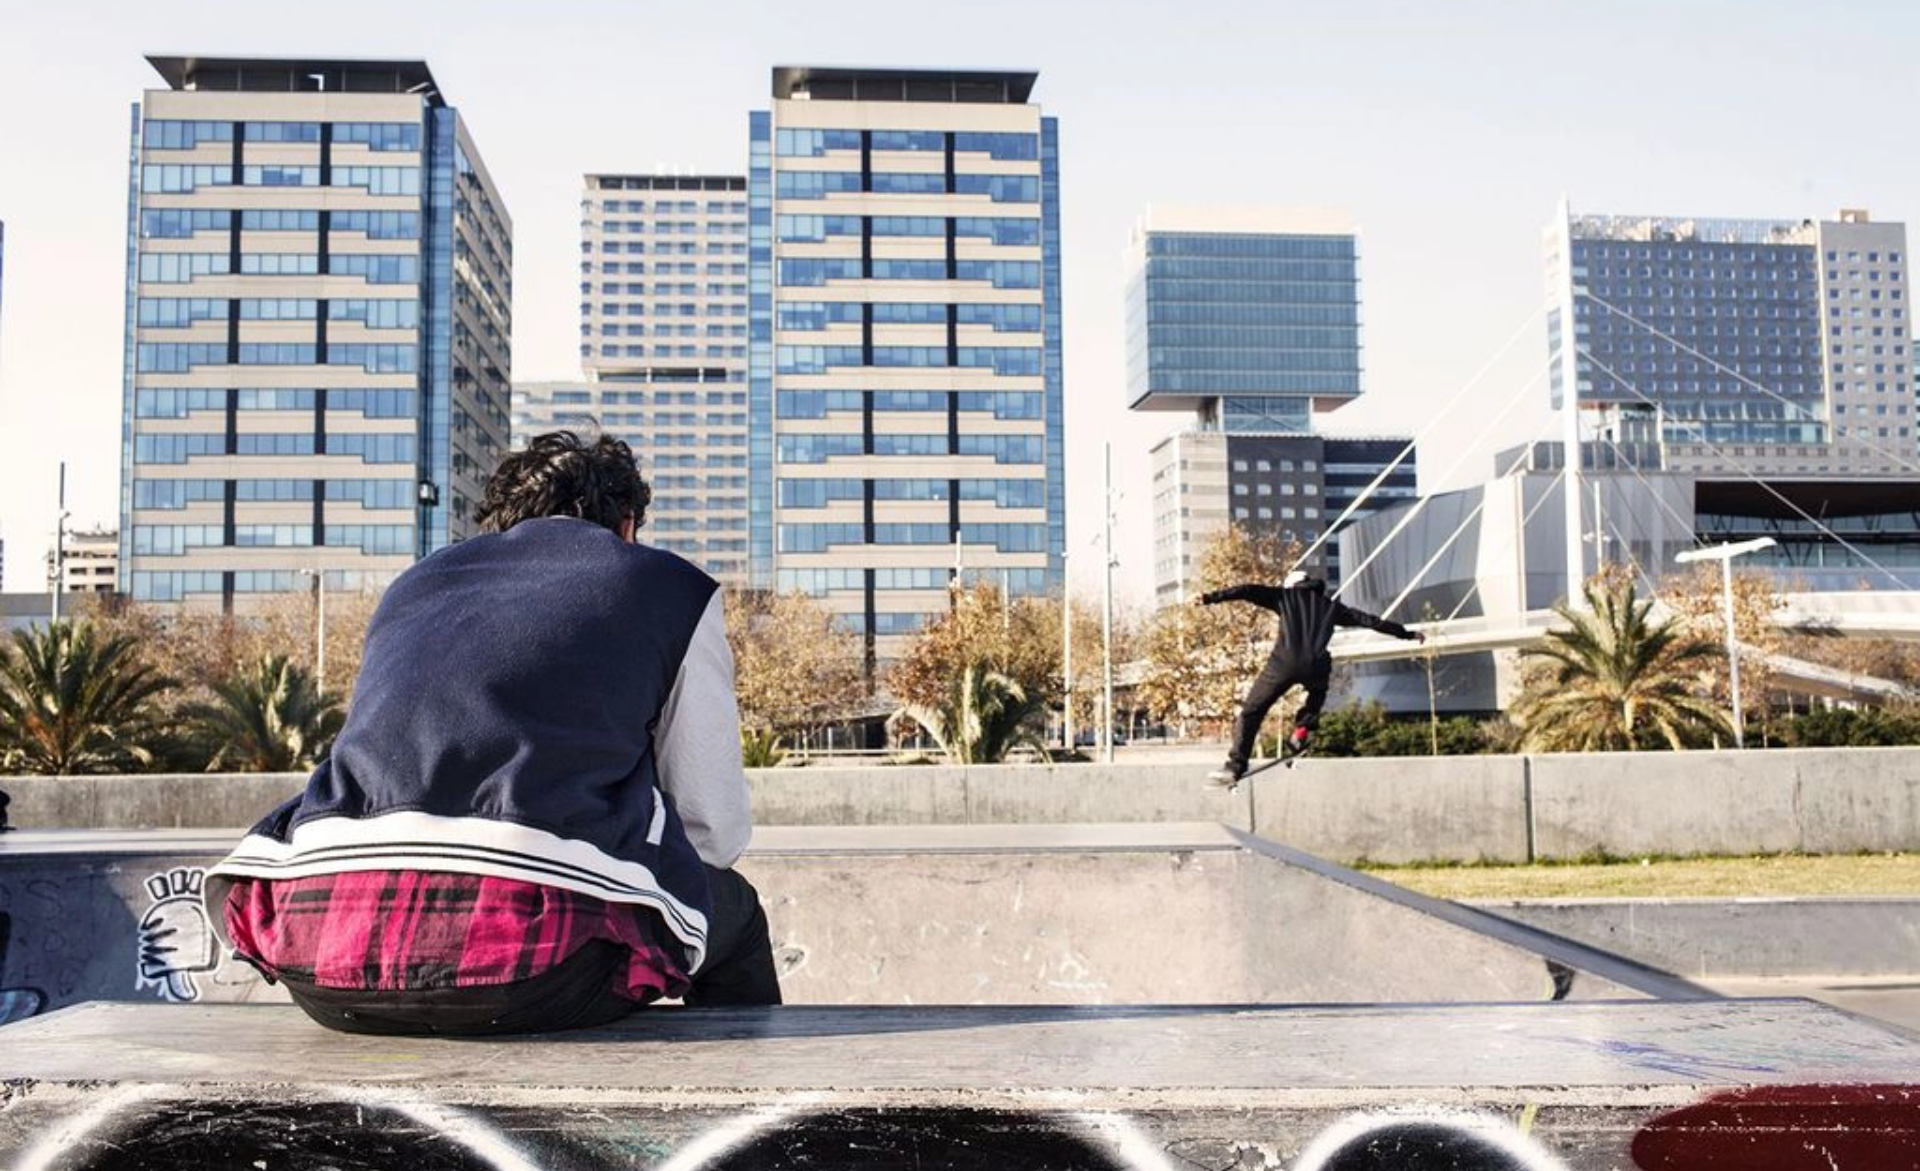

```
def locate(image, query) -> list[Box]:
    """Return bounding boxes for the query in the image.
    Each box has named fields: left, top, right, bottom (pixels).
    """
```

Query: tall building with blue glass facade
left=1128, top=207, right=1411, bottom=604
left=120, top=57, right=511, bottom=610
left=752, top=67, right=1065, bottom=672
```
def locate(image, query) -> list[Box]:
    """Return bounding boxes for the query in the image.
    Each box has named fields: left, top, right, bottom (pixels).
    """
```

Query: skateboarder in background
left=1201, top=570, right=1424, bottom=785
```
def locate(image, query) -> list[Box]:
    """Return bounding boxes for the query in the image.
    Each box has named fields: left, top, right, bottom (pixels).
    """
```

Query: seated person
left=204, top=431, right=779, bottom=1034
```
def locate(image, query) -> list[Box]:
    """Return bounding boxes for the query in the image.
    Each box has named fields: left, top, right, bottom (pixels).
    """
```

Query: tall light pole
left=1060, top=551, right=1073, bottom=754
left=1554, top=196, right=1586, bottom=609
left=50, top=462, right=69, bottom=626
left=1675, top=537, right=1776, bottom=748
left=298, top=568, right=328, bottom=693
left=1101, top=443, right=1116, bottom=765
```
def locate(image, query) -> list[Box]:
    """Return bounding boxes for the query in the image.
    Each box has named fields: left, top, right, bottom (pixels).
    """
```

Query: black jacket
left=1202, top=581, right=1417, bottom=661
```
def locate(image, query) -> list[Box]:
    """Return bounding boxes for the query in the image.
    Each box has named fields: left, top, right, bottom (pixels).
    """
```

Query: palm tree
left=183, top=654, right=343, bottom=772
left=739, top=725, right=787, bottom=768
left=0, top=620, right=176, bottom=774
left=889, top=663, right=1050, bottom=764
left=1512, top=579, right=1728, bottom=752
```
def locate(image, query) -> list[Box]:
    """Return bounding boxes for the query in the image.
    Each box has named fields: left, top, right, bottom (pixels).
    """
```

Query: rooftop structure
left=145, top=56, right=445, bottom=104
left=772, top=66, right=1037, bottom=104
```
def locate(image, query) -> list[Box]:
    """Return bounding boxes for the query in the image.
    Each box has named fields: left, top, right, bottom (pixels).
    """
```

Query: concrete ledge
left=748, top=765, right=972, bottom=826
left=1794, top=751, right=1920, bottom=854
left=1, top=1000, right=1917, bottom=1169
left=1478, top=897, right=1920, bottom=979
left=1529, top=751, right=1803, bottom=859
left=1528, top=746, right=1920, bottom=859
left=2, top=772, right=305, bottom=831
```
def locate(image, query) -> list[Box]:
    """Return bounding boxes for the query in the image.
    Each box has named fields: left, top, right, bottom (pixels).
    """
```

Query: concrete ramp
left=755, top=824, right=1701, bottom=1004
left=0, top=824, right=1698, bottom=1020
left=2, top=999, right=1918, bottom=1169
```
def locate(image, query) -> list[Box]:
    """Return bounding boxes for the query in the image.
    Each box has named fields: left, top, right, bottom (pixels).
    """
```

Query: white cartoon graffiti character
left=136, top=868, right=220, bottom=1002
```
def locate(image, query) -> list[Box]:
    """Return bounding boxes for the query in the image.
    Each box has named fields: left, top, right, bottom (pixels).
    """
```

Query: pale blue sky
left=2, top=0, right=1914, bottom=601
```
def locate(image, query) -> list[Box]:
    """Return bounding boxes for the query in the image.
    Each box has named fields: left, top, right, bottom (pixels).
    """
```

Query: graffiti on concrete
left=135, top=868, right=222, bottom=1003
left=0, top=911, right=48, bottom=1025
left=1291, top=1110, right=1569, bottom=1170
left=1633, top=1083, right=1920, bottom=1169
left=0, top=864, right=272, bottom=1015
left=41, top=1091, right=1901, bottom=1171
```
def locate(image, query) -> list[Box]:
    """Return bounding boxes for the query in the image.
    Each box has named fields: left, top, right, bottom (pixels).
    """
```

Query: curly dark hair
left=474, top=430, right=651, bottom=536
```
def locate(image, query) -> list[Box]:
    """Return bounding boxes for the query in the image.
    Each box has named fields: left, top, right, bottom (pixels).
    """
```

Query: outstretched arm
left=1332, top=600, right=1423, bottom=642
left=1198, top=583, right=1281, bottom=609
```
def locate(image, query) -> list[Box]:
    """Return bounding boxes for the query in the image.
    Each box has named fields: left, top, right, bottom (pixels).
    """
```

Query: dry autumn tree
left=1136, top=527, right=1304, bottom=740
left=1658, top=561, right=1785, bottom=741
left=724, top=589, right=866, bottom=760
left=885, top=580, right=1067, bottom=762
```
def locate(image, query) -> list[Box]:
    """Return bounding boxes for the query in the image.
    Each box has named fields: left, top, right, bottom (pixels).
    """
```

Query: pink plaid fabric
left=224, top=872, right=690, bottom=1001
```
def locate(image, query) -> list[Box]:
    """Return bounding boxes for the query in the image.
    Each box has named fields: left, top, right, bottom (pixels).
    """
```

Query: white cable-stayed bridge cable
left=1579, top=289, right=1920, bottom=479
left=1331, top=354, right=1555, bottom=602
left=1416, top=464, right=1569, bottom=630
left=1288, top=297, right=1554, bottom=574
left=1592, top=429, right=1711, bottom=554
left=1594, top=430, right=1696, bottom=595
left=1582, top=349, right=1910, bottom=589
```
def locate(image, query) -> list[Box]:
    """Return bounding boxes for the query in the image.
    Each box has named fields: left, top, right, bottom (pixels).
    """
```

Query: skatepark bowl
left=3, top=822, right=1920, bottom=1167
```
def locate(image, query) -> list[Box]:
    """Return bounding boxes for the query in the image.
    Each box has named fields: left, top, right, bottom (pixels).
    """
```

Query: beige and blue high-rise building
left=751, top=67, right=1065, bottom=672
left=512, top=174, right=750, bottom=585
left=121, top=56, right=511, bottom=609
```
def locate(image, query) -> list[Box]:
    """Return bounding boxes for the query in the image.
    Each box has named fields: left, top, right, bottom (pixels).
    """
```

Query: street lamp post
left=1101, top=444, right=1116, bottom=765
left=1674, top=536, right=1776, bottom=748
left=50, top=462, right=69, bottom=627
left=1060, top=551, right=1072, bottom=754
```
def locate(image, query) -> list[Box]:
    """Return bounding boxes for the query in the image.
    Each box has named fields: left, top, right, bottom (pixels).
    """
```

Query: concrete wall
left=5, top=745, right=1920, bottom=863
left=1527, top=746, right=1920, bottom=859
left=1249, top=754, right=1527, bottom=864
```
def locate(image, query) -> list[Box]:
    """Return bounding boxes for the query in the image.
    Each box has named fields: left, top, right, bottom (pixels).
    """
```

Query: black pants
left=283, top=865, right=781, bottom=1036
left=1226, top=652, right=1331, bottom=770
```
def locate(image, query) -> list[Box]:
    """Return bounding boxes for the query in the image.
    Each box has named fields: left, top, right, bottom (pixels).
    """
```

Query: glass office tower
left=1128, top=207, right=1410, bottom=603
left=121, top=57, right=511, bottom=610
left=1550, top=208, right=1911, bottom=477
left=1545, top=206, right=1920, bottom=582
left=752, top=67, right=1065, bottom=673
